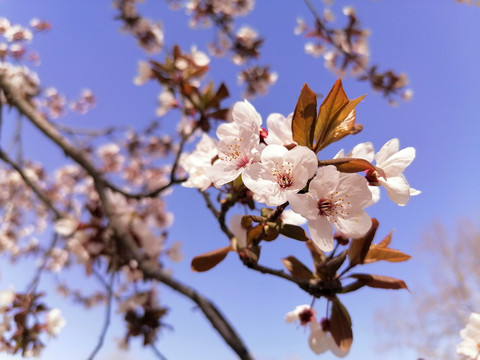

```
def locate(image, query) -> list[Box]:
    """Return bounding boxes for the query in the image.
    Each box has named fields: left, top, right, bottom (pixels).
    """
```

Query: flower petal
left=308, top=217, right=334, bottom=252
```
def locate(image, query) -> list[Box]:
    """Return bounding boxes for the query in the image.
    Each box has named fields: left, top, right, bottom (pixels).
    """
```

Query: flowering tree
left=8, top=0, right=478, bottom=358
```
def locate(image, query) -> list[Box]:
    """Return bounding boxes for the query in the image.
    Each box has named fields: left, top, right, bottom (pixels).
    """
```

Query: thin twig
left=25, top=233, right=60, bottom=295
left=87, top=272, right=115, bottom=360
left=0, top=147, right=64, bottom=219
left=150, top=344, right=168, bottom=360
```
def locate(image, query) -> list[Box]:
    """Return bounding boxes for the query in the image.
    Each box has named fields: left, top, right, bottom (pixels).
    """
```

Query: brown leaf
left=377, top=231, right=393, bottom=247
left=348, top=218, right=379, bottom=266
left=363, top=231, right=411, bottom=264
left=314, top=79, right=365, bottom=153
left=291, top=83, right=317, bottom=148
left=349, top=273, right=409, bottom=290
left=279, top=223, right=309, bottom=242
left=363, top=245, right=411, bottom=264
left=191, top=246, right=232, bottom=272
left=330, top=298, right=353, bottom=352
left=282, top=256, right=315, bottom=280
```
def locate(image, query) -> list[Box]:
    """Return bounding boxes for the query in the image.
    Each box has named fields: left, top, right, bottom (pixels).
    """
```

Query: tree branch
left=0, top=74, right=254, bottom=360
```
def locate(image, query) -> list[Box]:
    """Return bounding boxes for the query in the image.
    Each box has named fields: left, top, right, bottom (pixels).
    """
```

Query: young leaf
left=191, top=246, right=232, bottom=272
left=314, top=79, right=365, bottom=153
left=363, top=231, right=411, bottom=264
left=349, top=273, right=409, bottom=290
left=291, top=83, right=317, bottom=149
left=363, top=245, right=412, bottom=264
left=348, top=218, right=379, bottom=266
left=330, top=298, right=353, bottom=352
left=281, top=256, right=314, bottom=280
left=279, top=223, right=309, bottom=242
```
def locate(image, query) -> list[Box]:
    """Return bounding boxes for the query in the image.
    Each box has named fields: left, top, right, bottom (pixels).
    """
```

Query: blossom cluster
left=0, top=287, right=66, bottom=356
left=294, top=6, right=413, bottom=104
left=180, top=99, right=419, bottom=252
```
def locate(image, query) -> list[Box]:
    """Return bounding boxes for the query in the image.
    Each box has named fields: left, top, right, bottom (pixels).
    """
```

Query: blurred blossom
left=29, top=18, right=51, bottom=32
left=305, top=42, right=325, bottom=58
left=45, top=308, right=66, bottom=337
left=0, top=288, right=15, bottom=311
left=180, top=133, right=217, bottom=191
left=134, top=61, right=154, bottom=85
left=294, top=17, right=307, bottom=35
left=0, top=18, right=11, bottom=34
left=4, top=25, right=33, bottom=42
left=457, top=312, right=480, bottom=359
left=156, top=88, right=178, bottom=117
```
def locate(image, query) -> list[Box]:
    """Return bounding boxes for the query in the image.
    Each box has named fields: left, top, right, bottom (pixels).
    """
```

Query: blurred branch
left=0, top=73, right=254, bottom=360
left=87, top=273, right=115, bottom=360
left=0, top=147, right=64, bottom=219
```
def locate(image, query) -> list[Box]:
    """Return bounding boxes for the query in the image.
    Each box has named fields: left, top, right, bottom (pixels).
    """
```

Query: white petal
left=287, top=193, right=319, bottom=221
left=375, top=138, right=399, bottom=165
left=229, top=214, right=247, bottom=248
left=260, top=144, right=288, bottom=164
left=334, top=209, right=372, bottom=238
left=379, top=176, right=411, bottom=206
left=232, top=100, right=262, bottom=126
left=265, top=113, right=294, bottom=145
left=308, top=217, right=334, bottom=252
left=281, top=210, right=307, bottom=226
left=286, top=146, right=318, bottom=178
left=208, top=161, right=243, bottom=187
left=379, top=147, right=415, bottom=176
left=309, top=166, right=340, bottom=198
left=409, top=187, right=421, bottom=196
left=308, top=327, right=329, bottom=354
left=349, top=142, right=374, bottom=162
left=336, top=173, right=372, bottom=209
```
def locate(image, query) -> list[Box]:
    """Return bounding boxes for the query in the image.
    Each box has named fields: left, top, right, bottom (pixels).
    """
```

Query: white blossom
left=457, top=312, right=480, bottom=359
left=180, top=133, right=217, bottom=191
left=243, top=144, right=318, bottom=206
left=45, top=308, right=66, bottom=337
left=287, top=165, right=372, bottom=252
left=208, top=100, right=261, bottom=187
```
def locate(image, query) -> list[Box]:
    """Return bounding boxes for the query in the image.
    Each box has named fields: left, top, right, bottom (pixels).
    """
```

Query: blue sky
left=1, top=0, right=480, bottom=359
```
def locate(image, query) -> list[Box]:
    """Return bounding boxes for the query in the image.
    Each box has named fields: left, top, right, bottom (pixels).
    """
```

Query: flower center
left=317, top=198, right=335, bottom=216
left=235, top=154, right=251, bottom=169
left=276, top=172, right=293, bottom=189
left=317, top=192, right=351, bottom=220
left=298, top=308, right=315, bottom=326
left=221, top=137, right=251, bottom=170
left=272, top=162, right=293, bottom=189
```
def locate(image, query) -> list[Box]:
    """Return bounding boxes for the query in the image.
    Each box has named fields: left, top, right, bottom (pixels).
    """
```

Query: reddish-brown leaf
left=349, top=273, right=409, bottom=290
left=314, top=79, right=365, bottom=152
left=330, top=298, right=353, bottom=352
left=191, top=246, right=232, bottom=272
left=279, top=223, right=309, bottom=242
left=363, top=231, right=411, bottom=264
left=363, top=245, right=411, bottom=264
left=348, top=218, right=379, bottom=266
left=281, top=256, right=315, bottom=280
left=291, top=83, right=317, bottom=148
